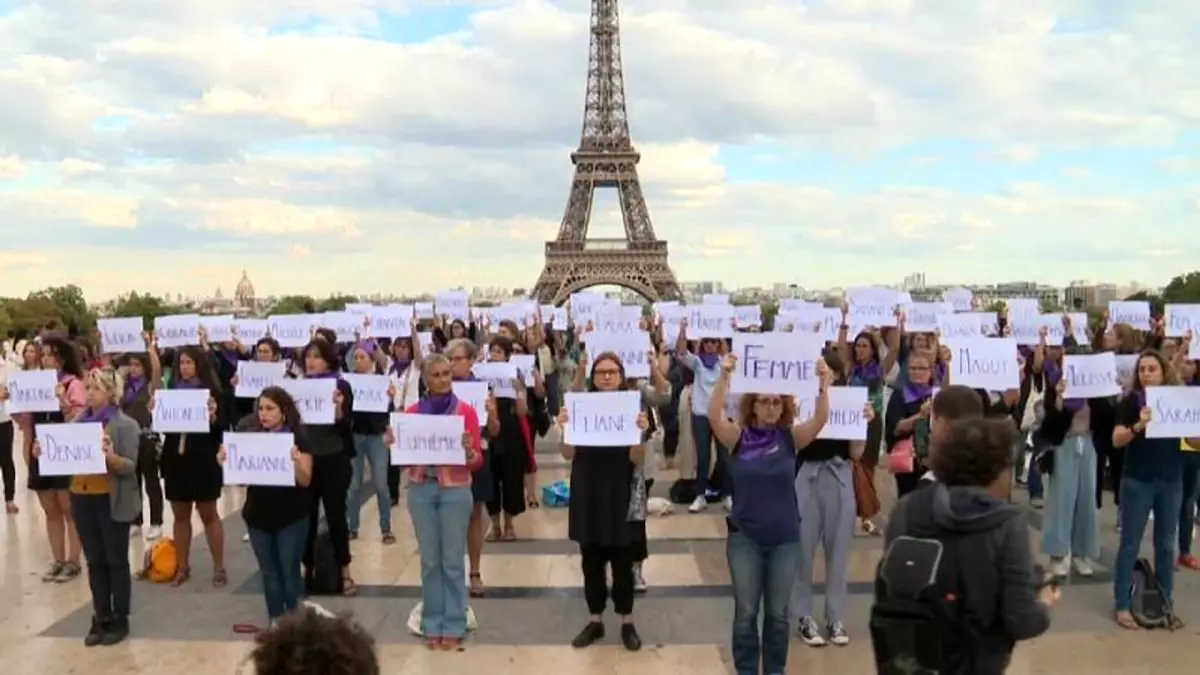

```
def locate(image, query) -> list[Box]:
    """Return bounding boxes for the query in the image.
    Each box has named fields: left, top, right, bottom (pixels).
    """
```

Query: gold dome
left=234, top=270, right=255, bottom=305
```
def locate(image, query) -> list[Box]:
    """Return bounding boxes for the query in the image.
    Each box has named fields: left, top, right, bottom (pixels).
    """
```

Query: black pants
left=387, top=465, right=400, bottom=505
left=304, top=453, right=353, bottom=569
left=894, top=470, right=923, bottom=498
left=0, top=421, right=15, bottom=502
left=486, top=445, right=526, bottom=518
left=580, top=544, right=636, bottom=615
left=631, top=479, right=654, bottom=562
left=662, top=423, right=679, bottom=459
left=1098, top=445, right=1125, bottom=508
left=134, top=435, right=164, bottom=527
left=71, top=493, right=133, bottom=619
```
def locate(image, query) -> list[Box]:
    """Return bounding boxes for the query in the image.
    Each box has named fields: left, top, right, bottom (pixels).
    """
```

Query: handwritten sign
left=268, top=314, right=314, bottom=349
left=152, top=389, right=210, bottom=433
left=943, top=337, right=1020, bottom=391
left=1115, top=354, right=1139, bottom=390
left=510, top=354, right=537, bottom=387
left=154, top=314, right=200, bottom=349
left=35, top=422, right=106, bottom=476
left=730, top=332, right=822, bottom=396
left=322, top=311, right=361, bottom=343
left=847, top=287, right=899, bottom=327
left=1145, top=386, right=1200, bottom=439
left=232, top=318, right=269, bottom=342
left=563, top=391, right=641, bottom=447
left=281, top=378, right=337, bottom=425
left=585, top=331, right=652, bottom=380
left=222, top=432, right=295, bottom=487
left=3, top=369, right=59, bottom=414
left=389, top=413, right=466, bottom=466
left=942, top=288, right=973, bottom=312
left=734, top=305, right=762, bottom=329
left=686, top=305, right=735, bottom=339
left=1004, top=298, right=1040, bottom=319
left=588, top=305, right=641, bottom=337
left=342, top=373, right=390, bottom=413
left=199, top=315, right=235, bottom=344
left=1061, top=353, right=1121, bottom=399
left=1164, top=304, right=1200, bottom=339
left=97, top=317, right=146, bottom=354
left=906, top=303, right=952, bottom=333
left=235, top=361, right=286, bottom=399
left=794, top=386, right=870, bottom=441
left=703, top=293, right=730, bottom=305
left=435, top=291, right=470, bottom=322
left=472, top=362, right=519, bottom=399
left=1108, top=300, right=1152, bottom=331
left=936, top=313, right=983, bottom=339
left=451, top=381, right=489, bottom=426
left=370, top=305, right=413, bottom=339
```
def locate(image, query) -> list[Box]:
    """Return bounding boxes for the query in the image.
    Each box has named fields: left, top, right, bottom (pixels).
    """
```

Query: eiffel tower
left=530, top=0, right=681, bottom=305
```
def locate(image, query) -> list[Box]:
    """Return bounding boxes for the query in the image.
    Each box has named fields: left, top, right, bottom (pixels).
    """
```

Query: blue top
left=727, top=430, right=799, bottom=546
left=1116, top=393, right=1182, bottom=482
left=680, top=352, right=722, bottom=416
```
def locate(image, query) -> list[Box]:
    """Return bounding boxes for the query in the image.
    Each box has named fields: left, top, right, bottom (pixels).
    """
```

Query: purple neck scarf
left=452, top=373, right=477, bottom=382
left=305, top=370, right=339, bottom=379
left=218, top=348, right=240, bottom=368
left=697, top=352, right=720, bottom=369
left=418, top=392, right=459, bottom=416
left=739, top=427, right=784, bottom=461
left=173, top=378, right=204, bottom=390
left=851, top=360, right=882, bottom=382
left=903, top=381, right=933, bottom=404
left=390, top=358, right=412, bottom=377
left=121, top=376, right=146, bottom=407
left=79, top=404, right=118, bottom=425
left=1043, top=362, right=1086, bottom=412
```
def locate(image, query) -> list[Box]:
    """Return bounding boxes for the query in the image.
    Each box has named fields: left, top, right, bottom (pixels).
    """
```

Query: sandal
left=485, top=527, right=501, bottom=542
left=342, top=575, right=358, bottom=597
left=1115, top=611, right=1139, bottom=630
left=527, top=498, right=540, bottom=509
left=439, top=637, right=464, bottom=651
left=171, top=565, right=191, bottom=587
left=382, top=533, right=397, bottom=545
left=502, top=527, right=517, bottom=542
left=861, top=520, right=881, bottom=537
left=469, top=572, right=486, bottom=598
left=424, top=636, right=441, bottom=649
left=213, top=568, right=228, bottom=588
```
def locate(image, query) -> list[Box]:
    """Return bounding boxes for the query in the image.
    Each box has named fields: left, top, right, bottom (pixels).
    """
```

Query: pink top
left=62, top=376, right=86, bottom=420
left=403, top=401, right=485, bottom=488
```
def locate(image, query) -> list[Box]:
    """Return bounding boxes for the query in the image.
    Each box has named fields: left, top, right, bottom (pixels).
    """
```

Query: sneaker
left=570, top=621, right=605, bottom=648
left=54, top=561, right=81, bottom=583
left=101, top=616, right=130, bottom=646
left=722, top=496, right=733, bottom=512
left=1030, top=497, right=1044, bottom=509
left=41, top=562, right=64, bottom=583
left=827, top=620, right=850, bottom=646
left=798, top=616, right=826, bottom=646
left=1050, top=557, right=1070, bottom=578
left=632, top=562, right=647, bottom=593
left=130, top=526, right=141, bottom=538
left=688, top=496, right=707, bottom=513
left=146, top=525, right=163, bottom=541
left=1072, top=557, right=1095, bottom=577
left=84, top=616, right=107, bottom=647
left=619, top=623, right=642, bottom=651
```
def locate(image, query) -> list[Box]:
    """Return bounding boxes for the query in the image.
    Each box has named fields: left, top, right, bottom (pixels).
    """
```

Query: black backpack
left=870, top=532, right=977, bottom=674
left=305, top=522, right=342, bottom=596
left=1130, top=557, right=1179, bottom=630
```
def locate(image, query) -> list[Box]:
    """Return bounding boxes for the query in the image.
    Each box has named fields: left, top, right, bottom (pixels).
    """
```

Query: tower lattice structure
left=530, top=0, right=681, bottom=305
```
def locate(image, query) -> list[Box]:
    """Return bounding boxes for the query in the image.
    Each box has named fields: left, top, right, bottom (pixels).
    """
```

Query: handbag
left=887, top=437, right=916, bottom=474
left=852, top=458, right=881, bottom=518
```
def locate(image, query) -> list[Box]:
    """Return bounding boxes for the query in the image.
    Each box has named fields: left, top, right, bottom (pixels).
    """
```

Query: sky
left=1, top=0, right=1198, bottom=301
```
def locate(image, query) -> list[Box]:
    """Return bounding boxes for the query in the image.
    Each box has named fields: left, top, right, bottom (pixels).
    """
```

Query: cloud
left=1, top=0, right=1198, bottom=301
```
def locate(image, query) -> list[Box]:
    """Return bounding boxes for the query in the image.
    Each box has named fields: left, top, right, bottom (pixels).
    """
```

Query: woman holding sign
left=884, top=352, right=938, bottom=498
left=445, top=338, right=495, bottom=599
left=389, top=353, right=485, bottom=651
left=705, top=353, right=833, bottom=674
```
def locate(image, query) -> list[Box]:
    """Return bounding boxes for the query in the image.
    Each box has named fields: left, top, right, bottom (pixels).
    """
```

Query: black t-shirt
left=798, top=437, right=850, bottom=466
left=1114, top=393, right=1181, bottom=482
left=241, top=433, right=314, bottom=533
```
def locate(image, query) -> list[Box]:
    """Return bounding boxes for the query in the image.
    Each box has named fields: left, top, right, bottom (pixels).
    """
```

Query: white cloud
left=0, top=0, right=1198, bottom=300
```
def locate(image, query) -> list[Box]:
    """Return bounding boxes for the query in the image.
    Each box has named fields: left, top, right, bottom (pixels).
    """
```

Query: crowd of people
left=1, top=292, right=1199, bottom=674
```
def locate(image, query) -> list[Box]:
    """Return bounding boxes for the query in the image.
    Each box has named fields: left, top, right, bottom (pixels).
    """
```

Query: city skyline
left=2, top=2, right=1199, bottom=300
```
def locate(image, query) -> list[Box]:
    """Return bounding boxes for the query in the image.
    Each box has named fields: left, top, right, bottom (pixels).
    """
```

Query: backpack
left=870, top=533, right=976, bottom=674
left=305, top=524, right=342, bottom=596
left=138, top=538, right=178, bottom=583
left=1130, top=557, right=1179, bottom=630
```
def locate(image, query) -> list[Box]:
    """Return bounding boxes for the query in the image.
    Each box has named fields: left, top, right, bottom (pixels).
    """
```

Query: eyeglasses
left=594, top=368, right=622, bottom=377
left=755, top=398, right=784, bottom=407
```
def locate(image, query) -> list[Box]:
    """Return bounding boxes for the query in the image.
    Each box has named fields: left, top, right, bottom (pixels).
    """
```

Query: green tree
left=111, top=292, right=187, bottom=321
left=269, top=295, right=317, bottom=315
left=1039, top=298, right=1061, bottom=313
left=2, top=295, right=62, bottom=335
left=29, top=285, right=95, bottom=337
left=1123, top=290, right=1165, bottom=316
left=985, top=300, right=1006, bottom=313
left=318, top=294, right=358, bottom=312
left=1161, top=271, right=1200, bottom=302
left=761, top=301, right=779, bottom=331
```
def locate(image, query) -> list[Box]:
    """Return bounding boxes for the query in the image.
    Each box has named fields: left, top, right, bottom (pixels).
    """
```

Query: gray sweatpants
left=791, top=459, right=856, bottom=624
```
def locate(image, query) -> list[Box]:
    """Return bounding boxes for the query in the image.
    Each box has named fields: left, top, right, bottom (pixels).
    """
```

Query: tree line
left=2, top=272, right=1198, bottom=344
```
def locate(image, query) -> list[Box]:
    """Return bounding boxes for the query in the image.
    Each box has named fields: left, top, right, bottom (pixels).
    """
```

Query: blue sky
left=1, top=0, right=1198, bottom=300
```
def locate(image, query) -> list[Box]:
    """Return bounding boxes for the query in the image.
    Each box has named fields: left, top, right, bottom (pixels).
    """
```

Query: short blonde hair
left=86, top=367, right=123, bottom=405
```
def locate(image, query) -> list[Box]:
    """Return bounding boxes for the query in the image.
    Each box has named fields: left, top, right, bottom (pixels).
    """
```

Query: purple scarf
left=452, top=373, right=477, bottom=383
left=173, top=378, right=205, bottom=390
left=121, top=375, right=146, bottom=407
left=418, top=392, right=460, bottom=416
left=851, top=360, right=882, bottom=382
left=390, top=355, right=412, bottom=377
left=355, top=340, right=377, bottom=358
left=903, top=381, right=933, bottom=404
left=78, top=404, right=118, bottom=425
left=218, top=348, right=240, bottom=368
left=1043, top=362, right=1086, bottom=412
left=305, top=370, right=340, bottom=379
left=697, top=352, right=720, bottom=369
left=739, top=427, right=784, bottom=461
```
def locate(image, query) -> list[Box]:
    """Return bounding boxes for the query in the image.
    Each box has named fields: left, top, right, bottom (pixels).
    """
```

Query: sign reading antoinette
left=729, top=333, right=824, bottom=397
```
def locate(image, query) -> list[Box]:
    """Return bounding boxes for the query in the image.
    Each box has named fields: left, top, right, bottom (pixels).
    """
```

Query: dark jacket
left=883, top=482, right=1051, bottom=675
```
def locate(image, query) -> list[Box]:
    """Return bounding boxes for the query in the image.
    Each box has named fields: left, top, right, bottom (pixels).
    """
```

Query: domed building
left=234, top=270, right=256, bottom=308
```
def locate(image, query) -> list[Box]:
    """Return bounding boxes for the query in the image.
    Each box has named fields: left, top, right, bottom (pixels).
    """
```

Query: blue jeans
left=348, top=433, right=392, bottom=535
left=1041, top=436, right=1100, bottom=560
left=1026, top=456, right=1044, bottom=500
left=693, top=413, right=730, bottom=498
left=248, top=517, right=309, bottom=621
left=407, top=481, right=474, bottom=638
left=1179, top=454, right=1200, bottom=555
left=727, top=531, right=800, bottom=675
left=1114, top=475, right=1183, bottom=611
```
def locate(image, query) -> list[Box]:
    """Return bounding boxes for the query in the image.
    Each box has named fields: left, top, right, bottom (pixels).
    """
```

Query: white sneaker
left=145, top=525, right=163, bottom=541
left=1051, top=557, right=1070, bottom=577
left=1072, top=557, right=1094, bottom=577
left=722, top=496, right=733, bottom=512
left=632, top=562, right=647, bottom=593
left=130, top=526, right=141, bottom=538
left=688, top=496, right=707, bottom=513
left=242, top=532, right=250, bottom=542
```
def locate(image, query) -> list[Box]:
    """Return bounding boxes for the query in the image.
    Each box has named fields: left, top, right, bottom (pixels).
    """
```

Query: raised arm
left=707, top=355, right=742, bottom=450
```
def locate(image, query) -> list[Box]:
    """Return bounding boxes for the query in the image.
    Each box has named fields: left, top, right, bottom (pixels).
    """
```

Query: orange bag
left=852, top=459, right=881, bottom=519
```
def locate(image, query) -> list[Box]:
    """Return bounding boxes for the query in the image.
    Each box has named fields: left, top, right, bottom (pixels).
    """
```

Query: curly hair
left=247, top=606, right=379, bottom=675
left=737, top=393, right=797, bottom=429
left=927, top=417, right=1015, bottom=488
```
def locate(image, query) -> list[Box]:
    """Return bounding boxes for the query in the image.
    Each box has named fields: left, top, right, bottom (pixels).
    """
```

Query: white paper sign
left=847, top=288, right=899, bottom=327
left=589, top=305, right=642, bottom=337
left=154, top=314, right=201, bottom=349
left=734, top=305, right=762, bottom=328
left=730, top=332, right=822, bottom=396
left=152, top=389, right=210, bottom=433
left=472, top=362, right=519, bottom=399
left=232, top=318, right=269, bottom=342
left=1108, top=300, right=1152, bottom=331
left=35, top=422, right=107, bottom=476
left=906, top=303, right=952, bottom=333
left=342, top=373, right=391, bottom=413
left=389, top=413, right=466, bottom=466
left=563, top=391, right=641, bottom=447
left=585, top=331, right=652, bottom=380
left=1164, top=304, right=1200, bottom=339
left=936, top=313, right=983, bottom=340
left=235, top=361, right=287, bottom=399
left=451, top=381, right=489, bottom=426
left=371, top=305, right=413, bottom=339
left=4, top=369, right=61, bottom=414
left=703, top=293, right=730, bottom=305
left=1061, top=353, right=1121, bottom=399
left=943, top=338, right=1020, bottom=391
left=942, top=288, right=973, bottom=312
left=281, top=378, right=337, bottom=424
left=414, top=302, right=435, bottom=320
left=268, top=314, right=314, bottom=349
left=199, top=315, right=235, bottom=344
left=322, top=312, right=361, bottom=343
left=222, top=432, right=296, bottom=487
left=510, top=354, right=537, bottom=386
left=686, top=305, right=735, bottom=339
left=1115, top=354, right=1139, bottom=390
left=1145, top=386, right=1200, bottom=439
left=794, top=386, right=870, bottom=440
left=435, top=291, right=471, bottom=322
left=97, top=317, right=146, bottom=354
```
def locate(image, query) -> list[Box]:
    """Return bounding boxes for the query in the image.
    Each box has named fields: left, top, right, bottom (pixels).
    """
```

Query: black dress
left=568, top=445, right=641, bottom=548
left=161, top=393, right=226, bottom=503
left=27, top=408, right=71, bottom=491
